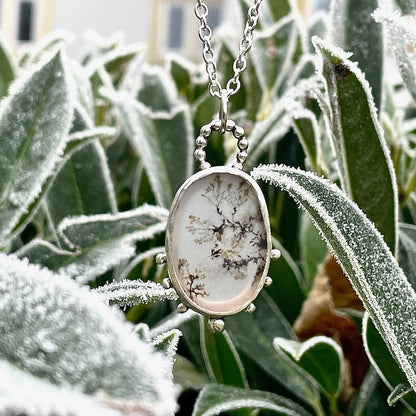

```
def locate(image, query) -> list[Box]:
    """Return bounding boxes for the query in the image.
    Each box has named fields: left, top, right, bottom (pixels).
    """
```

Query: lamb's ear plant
left=2, top=0, right=416, bottom=415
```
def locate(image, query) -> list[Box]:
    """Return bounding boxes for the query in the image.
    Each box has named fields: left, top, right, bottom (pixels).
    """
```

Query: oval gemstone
left=166, top=166, right=271, bottom=316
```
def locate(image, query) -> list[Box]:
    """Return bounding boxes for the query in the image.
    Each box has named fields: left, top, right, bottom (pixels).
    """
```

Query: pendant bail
left=219, top=89, right=229, bottom=134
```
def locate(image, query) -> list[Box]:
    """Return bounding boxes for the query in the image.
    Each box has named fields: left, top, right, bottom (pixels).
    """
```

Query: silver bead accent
left=155, top=252, right=167, bottom=264
left=177, top=303, right=188, bottom=313
left=208, top=318, right=225, bottom=333
left=234, top=126, right=245, bottom=139
left=237, top=151, right=248, bottom=163
left=245, top=303, right=256, bottom=313
left=238, top=138, right=249, bottom=150
left=200, top=125, right=211, bottom=137
left=162, top=277, right=172, bottom=289
left=211, top=119, right=222, bottom=131
left=226, top=119, right=236, bottom=131
left=196, top=136, right=207, bottom=148
left=194, top=148, right=206, bottom=161
left=232, top=162, right=243, bottom=170
left=264, top=276, right=273, bottom=287
left=200, top=161, right=211, bottom=170
left=271, top=249, right=281, bottom=260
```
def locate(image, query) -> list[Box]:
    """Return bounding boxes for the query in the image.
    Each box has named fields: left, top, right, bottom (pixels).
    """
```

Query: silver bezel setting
left=166, top=166, right=272, bottom=317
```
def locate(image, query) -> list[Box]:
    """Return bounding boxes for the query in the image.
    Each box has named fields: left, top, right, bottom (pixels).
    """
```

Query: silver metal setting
left=177, top=303, right=188, bottom=313
left=156, top=252, right=167, bottom=265
left=271, top=249, right=281, bottom=260
left=166, top=166, right=272, bottom=318
left=194, top=120, right=249, bottom=170
left=208, top=318, right=225, bottom=333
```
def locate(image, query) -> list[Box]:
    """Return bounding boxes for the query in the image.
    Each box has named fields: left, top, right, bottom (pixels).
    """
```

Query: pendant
left=157, top=118, right=280, bottom=332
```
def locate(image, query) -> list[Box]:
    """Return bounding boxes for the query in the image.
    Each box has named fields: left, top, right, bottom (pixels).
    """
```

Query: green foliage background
left=1, top=0, right=416, bottom=415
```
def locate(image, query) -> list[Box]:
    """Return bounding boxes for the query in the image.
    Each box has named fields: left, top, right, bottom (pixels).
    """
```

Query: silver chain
left=194, top=0, right=263, bottom=99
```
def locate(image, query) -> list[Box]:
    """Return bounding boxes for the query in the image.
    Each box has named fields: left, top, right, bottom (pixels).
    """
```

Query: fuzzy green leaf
left=330, top=0, right=383, bottom=110
left=138, top=65, right=180, bottom=112
left=46, top=140, right=117, bottom=229
left=200, top=317, right=248, bottom=391
left=104, top=89, right=193, bottom=207
left=0, top=51, right=73, bottom=242
left=252, top=16, right=300, bottom=95
left=93, top=279, right=178, bottom=306
left=16, top=205, right=168, bottom=283
left=253, top=164, right=416, bottom=394
left=291, top=109, right=321, bottom=172
left=0, top=34, right=16, bottom=99
left=274, top=336, right=343, bottom=405
left=314, top=37, right=398, bottom=253
left=0, top=253, right=176, bottom=414
left=226, top=310, right=324, bottom=414
left=363, top=314, right=416, bottom=412
left=0, top=360, right=126, bottom=416
left=192, top=384, right=313, bottom=416
left=373, top=7, right=416, bottom=104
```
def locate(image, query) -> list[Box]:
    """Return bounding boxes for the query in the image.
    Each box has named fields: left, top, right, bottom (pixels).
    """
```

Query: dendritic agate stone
left=166, top=166, right=271, bottom=316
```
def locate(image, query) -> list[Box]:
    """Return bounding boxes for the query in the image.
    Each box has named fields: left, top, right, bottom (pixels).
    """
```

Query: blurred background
left=0, top=0, right=330, bottom=60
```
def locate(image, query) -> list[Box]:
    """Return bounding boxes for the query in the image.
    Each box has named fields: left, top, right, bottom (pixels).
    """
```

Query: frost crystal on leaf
left=0, top=253, right=177, bottom=415
left=253, top=164, right=416, bottom=393
left=94, top=279, right=179, bottom=306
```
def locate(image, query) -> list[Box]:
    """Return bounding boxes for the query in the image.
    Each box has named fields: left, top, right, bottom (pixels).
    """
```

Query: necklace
left=157, top=0, right=280, bottom=332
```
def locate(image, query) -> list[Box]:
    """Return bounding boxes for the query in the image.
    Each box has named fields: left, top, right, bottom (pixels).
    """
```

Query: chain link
left=195, top=0, right=262, bottom=99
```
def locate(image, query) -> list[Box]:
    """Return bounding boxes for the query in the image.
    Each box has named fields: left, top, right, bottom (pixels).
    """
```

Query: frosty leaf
left=137, top=64, right=180, bottom=112
left=16, top=239, right=74, bottom=270
left=17, top=205, right=168, bottom=283
left=314, top=37, right=398, bottom=253
left=93, top=279, right=178, bottom=306
left=150, top=310, right=198, bottom=338
left=104, top=89, right=193, bottom=207
left=363, top=314, right=416, bottom=411
left=114, top=246, right=164, bottom=281
left=0, top=51, right=73, bottom=242
left=152, top=329, right=182, bottom=360
left=348, top=367, right=384, bottom=416
left=244, top=103, right=292, bottom=169
left=0, top=360, right=125, bottom=416
left=71, top=61, right=95, bottom=117
left=266, top=0, right=293, bottom=22
left=373, top=7, right=416, bottom=104
left=167, top=53, right=194, bottom=96
left=331, top=0, right=383, bottom=110
left=192, top=384, right=313, bottom=416
left=0, top=253, right=176, bottom=415
left=20, top=31, right=73, bottom=67
left=86, top=43, right=144, bottom=87
left=226, top=310, right=324, bottom=414
left=45, top=140, right=117, bottom=230
left=398, top=223, right=416, bottom=290
left=274, top=336, right=343, bottom=406
left=252, top=16, right=300, bottom=95
left=0, top=33, right=16, bottom=99
left=291, top=108, right=321, bottom=171
left=252, top=164, right=416, bottom=394
left=200, top=316, right=248, bottom=390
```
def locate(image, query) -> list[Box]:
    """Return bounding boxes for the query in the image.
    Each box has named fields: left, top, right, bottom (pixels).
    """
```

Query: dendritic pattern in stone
left=166, top=167, right=270, bottom=316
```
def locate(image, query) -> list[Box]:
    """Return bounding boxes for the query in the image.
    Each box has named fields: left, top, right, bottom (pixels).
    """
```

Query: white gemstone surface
left=166, top=167, right=270, bottom=316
